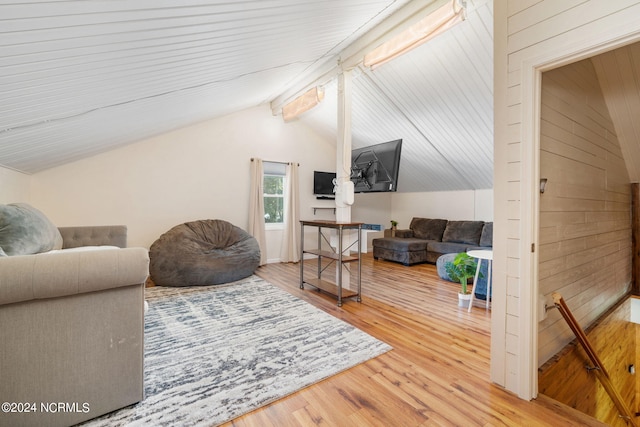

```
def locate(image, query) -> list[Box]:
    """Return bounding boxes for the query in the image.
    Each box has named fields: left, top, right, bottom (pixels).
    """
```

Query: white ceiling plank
left=0, top=0, right=499, bottom=195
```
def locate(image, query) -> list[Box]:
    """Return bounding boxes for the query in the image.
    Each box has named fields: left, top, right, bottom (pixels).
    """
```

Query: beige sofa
left=0, top=218, right=149, bottom=426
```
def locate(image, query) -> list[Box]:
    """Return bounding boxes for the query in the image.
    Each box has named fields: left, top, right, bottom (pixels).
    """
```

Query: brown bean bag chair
left=149, top=219, right=260, bottom=286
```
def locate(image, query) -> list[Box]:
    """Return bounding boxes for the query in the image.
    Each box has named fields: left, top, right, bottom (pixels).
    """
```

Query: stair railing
left=552, top=292, right=637, bottom=426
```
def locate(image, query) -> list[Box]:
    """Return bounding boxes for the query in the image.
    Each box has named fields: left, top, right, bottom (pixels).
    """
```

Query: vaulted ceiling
left=592, top=41, right=640, bottom=183
left=2, top=0, right=494, bottom=192
left=301, top=0, right=493, bottom=192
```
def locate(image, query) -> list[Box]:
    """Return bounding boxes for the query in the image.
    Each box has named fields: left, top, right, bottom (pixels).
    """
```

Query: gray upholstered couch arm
left=0, top=247, right=149, bottom=306
left=58, top=225, right=128, bottom=248
left=394, top=228, right=414, bottom=238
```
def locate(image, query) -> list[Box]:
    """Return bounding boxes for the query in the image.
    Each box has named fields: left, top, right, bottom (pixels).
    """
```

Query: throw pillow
left=409, top=218, right=448, bottom=241
left=442, top=221, right=485, bottom=245
left=0, top=203, right=63, bottom=256
left=479, top=222, right=493, bottom=247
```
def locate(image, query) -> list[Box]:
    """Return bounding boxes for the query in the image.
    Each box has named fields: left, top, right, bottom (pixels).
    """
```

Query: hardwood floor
left=223, top=254, right=606, bottom=426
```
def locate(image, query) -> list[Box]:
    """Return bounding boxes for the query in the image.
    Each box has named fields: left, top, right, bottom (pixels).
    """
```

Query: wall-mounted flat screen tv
left=350, top=139, right=402, bottom=193
left=313, top=171, right=336, bottom=198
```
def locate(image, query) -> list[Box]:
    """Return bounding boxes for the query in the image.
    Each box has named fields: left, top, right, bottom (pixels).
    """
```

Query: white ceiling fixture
left=282, top=86, right=325, bottom=122
left=272, top=0, right=467, bottom=120
left=364, top=0, right=466, bottom=69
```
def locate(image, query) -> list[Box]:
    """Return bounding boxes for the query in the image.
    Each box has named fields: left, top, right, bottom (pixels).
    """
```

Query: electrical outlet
left=538, top=294, right=548, bottom=321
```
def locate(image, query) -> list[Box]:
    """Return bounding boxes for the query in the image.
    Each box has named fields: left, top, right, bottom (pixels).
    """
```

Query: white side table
left=466, top=249, right=493, bottom=312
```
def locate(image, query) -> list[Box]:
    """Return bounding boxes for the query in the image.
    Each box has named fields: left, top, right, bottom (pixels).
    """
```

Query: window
left=263, top=162, right=286, bottom=226
left=264, top=174, right=284, bottom=224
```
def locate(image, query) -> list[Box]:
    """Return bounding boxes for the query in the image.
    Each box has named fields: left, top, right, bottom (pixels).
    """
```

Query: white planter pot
left=458, top=292, right=472, bottom=308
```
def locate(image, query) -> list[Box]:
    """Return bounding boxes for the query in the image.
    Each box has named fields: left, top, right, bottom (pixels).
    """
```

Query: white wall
left=30, top=105, right=335, bottom=260
left=0, top=166, right=31, bottom=204
left=391, top=189, right=493, bottom=229
left=495, top=0, right=640, bottom=399
left=18, top=99, right=493, bottom=260
left=537, top=60, right=631, bottom=366
left=351, top=192, right=392, bottom=249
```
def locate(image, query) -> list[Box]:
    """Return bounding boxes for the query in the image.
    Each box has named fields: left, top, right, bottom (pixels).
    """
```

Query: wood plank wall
left=538, top=297, right=637, bottom=426
left=538, top=58, right=632, bottom=365
left=633, top=183, right=640, bottom=294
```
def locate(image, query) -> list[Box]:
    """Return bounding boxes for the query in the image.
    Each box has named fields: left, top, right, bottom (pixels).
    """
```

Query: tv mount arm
left=350, top=149, right=394, bottom=190
left=350, top=160, right=373, bottom=189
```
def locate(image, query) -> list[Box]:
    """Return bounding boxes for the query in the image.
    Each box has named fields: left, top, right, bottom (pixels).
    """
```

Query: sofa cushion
left=394, top=229, right=414, bottom=238
left=479, top=222, right=493, bottom=247
left=0, top=203, right=63, bottom=256
left=372, top=237, right=427, bottom=252
left=409, top=218, right=448, bottom=241
left=59, top=225, right=127, bottom=249
left=373, top=245, right=427, bottom=265
left=442, top=221, right=484, bottom=245
left=0, top=247, right=149, bottom=306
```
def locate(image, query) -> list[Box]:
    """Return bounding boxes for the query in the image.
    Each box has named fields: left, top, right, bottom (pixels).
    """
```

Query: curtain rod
left=251, top=158, right=300, bottom=166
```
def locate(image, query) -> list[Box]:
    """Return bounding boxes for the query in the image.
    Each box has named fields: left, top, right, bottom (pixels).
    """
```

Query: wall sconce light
left=282, top=86, right=325, bottom=122
left=363, top=0, right=466, bottom=69
left=540, top=178, right=548, bottom=194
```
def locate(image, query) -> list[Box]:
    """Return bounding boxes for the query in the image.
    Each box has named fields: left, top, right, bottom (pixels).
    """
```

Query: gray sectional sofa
left=0, top=203, right=149, bottom=427
left=372, top=217, right=492, bottom=265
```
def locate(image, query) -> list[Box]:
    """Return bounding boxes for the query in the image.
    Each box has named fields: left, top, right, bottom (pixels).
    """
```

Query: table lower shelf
left=302, top=278, right=359, bottom=299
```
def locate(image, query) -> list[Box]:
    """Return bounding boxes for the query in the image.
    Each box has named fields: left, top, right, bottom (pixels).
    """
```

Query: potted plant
left=390, top=220, right=398, bottom=237
left=445, top=252, right=481, bottom=308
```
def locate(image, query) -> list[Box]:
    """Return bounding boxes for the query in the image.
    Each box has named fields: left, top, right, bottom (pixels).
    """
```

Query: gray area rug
left=83, top=275, right=391, bottom=426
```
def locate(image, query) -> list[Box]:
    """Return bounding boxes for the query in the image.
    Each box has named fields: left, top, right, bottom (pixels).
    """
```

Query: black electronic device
left=350, top=139, right=402, bottom=193
left=313, top=171, right=336, bottom=198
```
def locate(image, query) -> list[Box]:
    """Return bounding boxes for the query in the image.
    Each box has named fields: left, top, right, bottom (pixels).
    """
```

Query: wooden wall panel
left=632, top=183, right=640, bottom=294
left=539, top=298, right=637, bottom=426
left=538, top=58, right=632, bottom=366
left=497, top=0, right=640, bottom=399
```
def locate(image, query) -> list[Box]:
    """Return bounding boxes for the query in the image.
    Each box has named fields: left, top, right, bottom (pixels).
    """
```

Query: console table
left=299, top=220, right=363, bottom=306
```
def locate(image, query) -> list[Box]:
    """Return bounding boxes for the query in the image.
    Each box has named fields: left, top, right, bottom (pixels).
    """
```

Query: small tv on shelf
left=350, top=139, right=402, bottom=193
left=313, top=171, right=336, bottom=199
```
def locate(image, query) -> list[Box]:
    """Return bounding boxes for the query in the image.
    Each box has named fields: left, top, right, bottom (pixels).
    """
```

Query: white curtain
left=249, top=158, right=267, bottom=265
left=280, top=162, right=300, bottom=262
